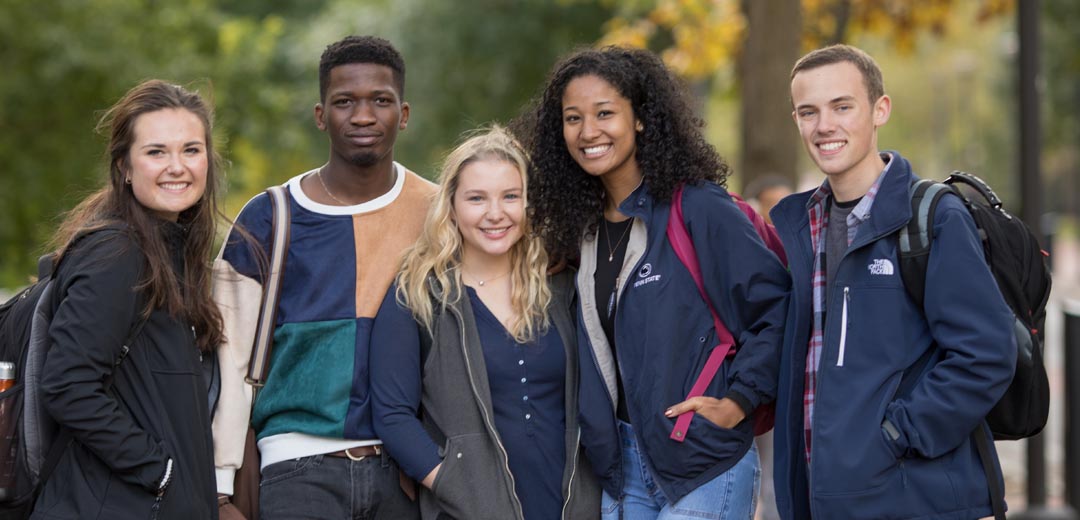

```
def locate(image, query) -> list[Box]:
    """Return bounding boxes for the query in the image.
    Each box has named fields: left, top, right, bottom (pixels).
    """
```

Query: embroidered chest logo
left=868, top=258, right=895, bottom=276
left=634, top=263, right=662, bottom=288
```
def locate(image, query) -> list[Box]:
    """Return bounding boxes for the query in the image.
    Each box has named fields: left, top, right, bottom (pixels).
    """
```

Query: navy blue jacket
left=576, top=181, right=790, bottom=503
left=769, top=152, right=1016, bottom=520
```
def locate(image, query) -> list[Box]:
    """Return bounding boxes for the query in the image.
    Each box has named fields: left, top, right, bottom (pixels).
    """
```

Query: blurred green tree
left=0, top=0, right=302, bottom=286
left=1042, top=0, right=1080, bottom=221
left=0, top=0, right=612, bottom=288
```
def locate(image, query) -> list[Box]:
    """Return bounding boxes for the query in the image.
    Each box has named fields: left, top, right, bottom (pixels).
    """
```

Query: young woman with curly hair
left=369, top=126, right=600, bottom=520
left=519, top=47, right=790, bottom=519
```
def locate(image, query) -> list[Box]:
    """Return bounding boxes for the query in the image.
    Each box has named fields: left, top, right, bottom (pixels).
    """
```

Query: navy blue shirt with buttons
left=370, top=285, right=566, bottom=520
left=469, top=288, right=566, bottom=520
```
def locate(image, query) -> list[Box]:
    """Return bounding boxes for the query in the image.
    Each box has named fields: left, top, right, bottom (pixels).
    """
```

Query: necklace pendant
left=478, top=280, right=485, bottom=286
left=608, top=253, right=614, bottom=262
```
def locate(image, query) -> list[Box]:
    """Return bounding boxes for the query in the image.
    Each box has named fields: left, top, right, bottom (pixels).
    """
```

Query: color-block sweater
left=211, top=163, right=435, bottom=494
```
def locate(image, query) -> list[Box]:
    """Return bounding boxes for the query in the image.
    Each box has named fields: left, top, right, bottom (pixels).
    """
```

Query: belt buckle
left=345, top=446, right=379, bottom=461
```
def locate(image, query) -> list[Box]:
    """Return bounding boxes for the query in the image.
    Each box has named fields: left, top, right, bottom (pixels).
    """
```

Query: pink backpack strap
left=666, top=184, right=736, bottom=442
left=729, top=192, right=788, bottom=267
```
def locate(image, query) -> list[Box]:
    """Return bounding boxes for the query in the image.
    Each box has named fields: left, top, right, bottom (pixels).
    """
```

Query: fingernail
left=665, top=409, right=673, bottom=416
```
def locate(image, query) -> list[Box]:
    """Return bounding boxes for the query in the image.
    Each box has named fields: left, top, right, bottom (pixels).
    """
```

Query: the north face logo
left=868, top=259, right=895, bottom=275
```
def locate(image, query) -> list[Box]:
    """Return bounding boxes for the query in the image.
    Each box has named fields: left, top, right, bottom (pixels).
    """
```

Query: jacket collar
left=848, top=151, right=916, bottom=248
left=616, top=181, right=655, bottom=221
left=773, top=150, right=918, bottom=248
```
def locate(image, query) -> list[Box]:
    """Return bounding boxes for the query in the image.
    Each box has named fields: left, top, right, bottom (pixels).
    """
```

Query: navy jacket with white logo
left=769, top=152, right=1017, bottom=520
left=576, top=181, right=790, bottom=503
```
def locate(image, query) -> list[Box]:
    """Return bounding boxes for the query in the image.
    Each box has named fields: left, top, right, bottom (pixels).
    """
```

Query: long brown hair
left=49, top=79, right=224, bottom=351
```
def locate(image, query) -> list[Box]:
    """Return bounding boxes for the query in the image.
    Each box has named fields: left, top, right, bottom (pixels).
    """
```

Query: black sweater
left=31, top=224, right=217, bottom=520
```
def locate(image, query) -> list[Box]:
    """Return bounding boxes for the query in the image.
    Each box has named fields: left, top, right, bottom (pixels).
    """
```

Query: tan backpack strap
left=245, top=185, right=290, bottom=395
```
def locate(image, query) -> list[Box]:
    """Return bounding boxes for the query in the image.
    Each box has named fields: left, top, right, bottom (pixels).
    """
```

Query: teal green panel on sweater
left=252, top=319, right=355, bottom=440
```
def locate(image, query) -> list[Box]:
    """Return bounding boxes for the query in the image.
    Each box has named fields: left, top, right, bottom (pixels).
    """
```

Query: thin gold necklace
left=317, top=167, right=348, bottom=206
left=604, top=217, right=632, bottom=262
left=461, top=267, right=511, bottom=287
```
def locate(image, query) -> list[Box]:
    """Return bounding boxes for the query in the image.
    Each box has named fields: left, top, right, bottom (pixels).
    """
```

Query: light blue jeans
left=601, top=421, right=760, bottom=520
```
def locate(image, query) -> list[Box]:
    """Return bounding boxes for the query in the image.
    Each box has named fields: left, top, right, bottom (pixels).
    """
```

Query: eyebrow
left=330, top=89, right=398, bottom=99
left=795, top=95, right=856, bottom=111
left=140, top=140, right=204, bottom=149
left=563, top=100, right=613, bottom=112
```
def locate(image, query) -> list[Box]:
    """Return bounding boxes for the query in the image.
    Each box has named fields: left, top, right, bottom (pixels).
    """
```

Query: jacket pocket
left=431, top=433, right=517, bottom=519
left=643, top=411, right=747, bottom=486
left=260, top=455, right=319, bottom=487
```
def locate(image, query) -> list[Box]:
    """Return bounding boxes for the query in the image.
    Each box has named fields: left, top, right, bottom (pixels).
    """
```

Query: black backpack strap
left=973, top=427, right=1007, bottom=520
left=898, top=179, right=953, bottom=309
left=899, top=177, right=1007, bottom=519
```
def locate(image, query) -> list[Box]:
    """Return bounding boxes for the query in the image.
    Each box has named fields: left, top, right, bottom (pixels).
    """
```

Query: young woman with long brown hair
left=32, top=80, right=223, bottom=519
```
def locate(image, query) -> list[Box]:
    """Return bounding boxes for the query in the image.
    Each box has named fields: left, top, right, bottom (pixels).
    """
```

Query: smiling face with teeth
left=125, top=108, right=208, bottom=221
left=452, top=158, right=526, bottom=266
left=561, top=74, right=643, bottom=188
left=791, top=61, right=891, bottom=191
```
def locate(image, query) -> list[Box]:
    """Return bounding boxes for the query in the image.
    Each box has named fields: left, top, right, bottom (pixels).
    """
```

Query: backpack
left=898, top=171, right=1052, bottom=441
left=667, top=186, right=787, bottom=441
left=0, top=230, right=145, bottom=516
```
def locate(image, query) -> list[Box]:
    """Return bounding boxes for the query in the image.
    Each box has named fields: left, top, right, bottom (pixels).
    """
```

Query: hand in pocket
left=665, top=396, right=746, bottom=429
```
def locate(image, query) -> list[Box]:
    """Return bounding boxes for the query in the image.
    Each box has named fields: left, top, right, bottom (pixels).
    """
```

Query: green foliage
left=1041, top=0, right=1080, bottom=216
left=0, top=0, right=610, bottom=288
left=0, top=0, right=224, bottom=286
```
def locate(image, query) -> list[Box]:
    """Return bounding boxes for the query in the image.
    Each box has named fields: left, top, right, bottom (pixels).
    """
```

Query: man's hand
left=665, top=396, right=746, bottom=429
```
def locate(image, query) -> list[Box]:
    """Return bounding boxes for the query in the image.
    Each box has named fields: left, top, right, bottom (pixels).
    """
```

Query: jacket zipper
left=808, top=284, right=849, bottom=518
left=150, top=495, right=162, bottom=520
left=560, top=428, right=581, bottom=519
left=448, top=304, right=525, bottom=520
left=836, top=287, right=850, bottom=367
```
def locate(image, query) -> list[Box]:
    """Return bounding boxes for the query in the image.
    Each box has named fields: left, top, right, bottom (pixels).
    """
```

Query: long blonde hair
left=397, top=125, right=551, bottom=343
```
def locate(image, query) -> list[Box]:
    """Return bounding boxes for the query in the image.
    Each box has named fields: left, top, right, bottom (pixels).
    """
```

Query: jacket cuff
left=216, top=468, right=236, bottom=496
left=724, top=388, right=755, bottom=417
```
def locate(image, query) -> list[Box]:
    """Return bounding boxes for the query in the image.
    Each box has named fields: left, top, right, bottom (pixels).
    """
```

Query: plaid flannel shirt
left=804, top=154, right=893, bottom=465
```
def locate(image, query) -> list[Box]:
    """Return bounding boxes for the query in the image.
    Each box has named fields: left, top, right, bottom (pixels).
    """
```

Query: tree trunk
left=738, top=0, right=802, bottom=193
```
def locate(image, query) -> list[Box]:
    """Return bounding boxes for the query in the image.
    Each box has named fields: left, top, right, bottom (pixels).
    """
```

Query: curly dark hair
left=319, top=35, right=406, bottom=101
left=517, top=46, right=729, bottom=262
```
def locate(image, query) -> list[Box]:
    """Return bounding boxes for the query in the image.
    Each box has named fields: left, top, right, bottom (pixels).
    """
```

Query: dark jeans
left=259, top=450, right=419, bottom=520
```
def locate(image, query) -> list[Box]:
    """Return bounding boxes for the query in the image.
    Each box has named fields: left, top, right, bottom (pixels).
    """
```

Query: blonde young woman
left=370, top=126, right=599, bottom=520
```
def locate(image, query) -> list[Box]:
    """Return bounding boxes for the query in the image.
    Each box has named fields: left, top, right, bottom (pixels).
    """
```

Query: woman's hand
left=665, top=396, right=746, bottom=429
left=421, top=463, right=441, bottom=490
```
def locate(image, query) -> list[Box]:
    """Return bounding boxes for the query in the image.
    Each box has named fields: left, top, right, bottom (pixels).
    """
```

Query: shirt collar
left=805, top=151, right=893, bottom=219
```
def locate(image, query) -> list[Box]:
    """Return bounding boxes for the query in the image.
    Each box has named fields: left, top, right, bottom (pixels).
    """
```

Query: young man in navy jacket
left=769, top=44, right=1017, bottom=519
